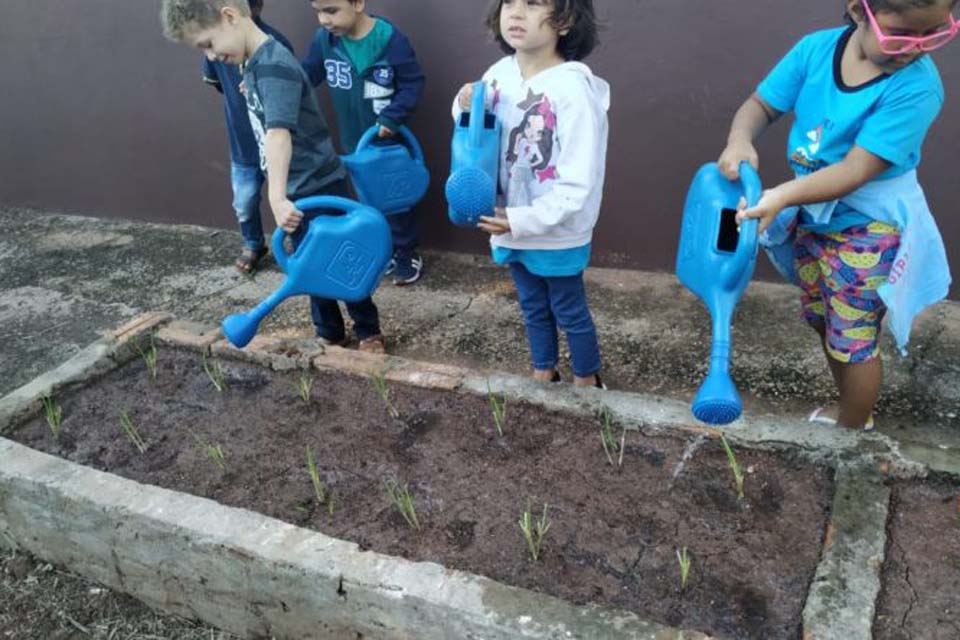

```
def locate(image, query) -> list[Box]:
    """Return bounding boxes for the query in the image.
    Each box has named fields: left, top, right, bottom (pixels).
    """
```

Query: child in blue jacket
left=302, top=0, right=427, bottom=285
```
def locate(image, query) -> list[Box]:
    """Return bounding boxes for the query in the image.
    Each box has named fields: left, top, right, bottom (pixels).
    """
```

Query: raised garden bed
left=8, top=345, right=834, bottom=639
left=874, top=476, right=960, bottom=639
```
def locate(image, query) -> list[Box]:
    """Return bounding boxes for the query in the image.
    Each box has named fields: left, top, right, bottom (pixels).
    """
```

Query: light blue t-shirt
left=757, top=27, right=943, bottom=232
left=492, top=244, right=592, bottom=277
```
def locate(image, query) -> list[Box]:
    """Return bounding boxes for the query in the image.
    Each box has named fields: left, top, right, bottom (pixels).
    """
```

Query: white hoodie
left=452, top=56, right=611, bottom=250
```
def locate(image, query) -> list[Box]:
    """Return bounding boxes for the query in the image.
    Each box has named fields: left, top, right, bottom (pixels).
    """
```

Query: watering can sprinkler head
left=447, top=81, right=500, bottom=227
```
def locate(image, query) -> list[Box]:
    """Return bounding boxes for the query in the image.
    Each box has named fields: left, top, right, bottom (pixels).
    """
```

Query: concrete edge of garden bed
left=802, top=467, right=890, bottom=640
left=0, top=312, right=173, bottom=438
left=0, top=437, right=713, bottom=640
left=0, top=313, right=947, bottom=639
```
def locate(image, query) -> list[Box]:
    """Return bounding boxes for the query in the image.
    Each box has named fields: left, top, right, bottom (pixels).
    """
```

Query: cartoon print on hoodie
left=505, top=90, right=559, bottom=206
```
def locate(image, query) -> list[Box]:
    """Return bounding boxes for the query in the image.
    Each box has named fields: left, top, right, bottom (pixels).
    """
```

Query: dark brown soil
left=874, top=477, right=960, bottom=640
left=12, top=349, right=835, bottom=639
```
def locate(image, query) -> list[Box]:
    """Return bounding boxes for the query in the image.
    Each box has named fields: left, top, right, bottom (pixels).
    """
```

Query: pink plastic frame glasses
left=861, top=0, right=959, bottom=55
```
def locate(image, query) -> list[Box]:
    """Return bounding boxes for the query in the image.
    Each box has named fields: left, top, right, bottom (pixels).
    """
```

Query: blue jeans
left=290, top=180, right=381, bottom=342
left=231, top=163, right=266, bottom=250
left=389, top=208, right=419, bottom=259
left=509, top=262, right=601, bottom=378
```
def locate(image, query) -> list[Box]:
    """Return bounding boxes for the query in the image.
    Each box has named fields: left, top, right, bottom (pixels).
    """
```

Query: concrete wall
left=0, top=1, right=957, bottom=294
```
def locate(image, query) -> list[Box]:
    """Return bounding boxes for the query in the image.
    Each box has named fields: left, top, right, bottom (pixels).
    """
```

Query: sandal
left=808, top=406, right=875, bottom=431
left=235, top=246, right=268, bottom=274
left=358, top=334, right=387, bottom=354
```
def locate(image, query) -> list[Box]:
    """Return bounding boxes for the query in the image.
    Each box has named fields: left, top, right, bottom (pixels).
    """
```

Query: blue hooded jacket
left=302, top=18, right=425, bottom=153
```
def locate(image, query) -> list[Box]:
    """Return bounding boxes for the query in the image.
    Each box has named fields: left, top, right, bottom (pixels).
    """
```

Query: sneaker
left=384, top=257, right=397, bottom=277
left=392, top=253, right=423, bottom=286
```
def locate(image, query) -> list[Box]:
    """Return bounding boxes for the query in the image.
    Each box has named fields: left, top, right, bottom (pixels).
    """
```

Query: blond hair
left=160, top=0, right=251, bottom=42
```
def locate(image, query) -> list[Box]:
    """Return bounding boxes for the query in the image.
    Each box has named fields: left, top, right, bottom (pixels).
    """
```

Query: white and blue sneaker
left=393, top=252, right=423, bottom=286
left=384, top=257, right=397, bottom=277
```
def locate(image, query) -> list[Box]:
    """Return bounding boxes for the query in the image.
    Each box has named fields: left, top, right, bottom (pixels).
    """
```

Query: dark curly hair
left=486, top=0, right=599, bottom=61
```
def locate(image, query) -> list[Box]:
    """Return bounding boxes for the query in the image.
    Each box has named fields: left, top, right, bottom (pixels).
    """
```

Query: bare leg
left=532, top=368, right=556, bottom=383
left=573, top=374, right=599, bottom=387
left=834, top=358, right=882, bottom=429
left=809, top=319, right=880, bottom=429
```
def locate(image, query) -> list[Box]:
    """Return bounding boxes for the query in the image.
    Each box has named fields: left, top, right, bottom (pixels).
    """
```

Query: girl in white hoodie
left=453, top=0, right=610, bottom=388
left=454, top=0, right=609, bottom=388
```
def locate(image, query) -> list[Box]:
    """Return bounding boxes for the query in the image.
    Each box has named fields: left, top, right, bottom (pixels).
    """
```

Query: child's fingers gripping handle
left=271, top=228, right=291, bottom=273
left=738, top=162, right=762, bottom=209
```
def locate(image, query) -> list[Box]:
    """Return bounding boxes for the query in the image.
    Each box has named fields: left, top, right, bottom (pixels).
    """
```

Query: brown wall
left=1, top=1, right=957, bottom=295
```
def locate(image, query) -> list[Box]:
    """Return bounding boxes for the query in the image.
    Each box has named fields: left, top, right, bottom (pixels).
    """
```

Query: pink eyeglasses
left=861, top=0, right=959, bottom=55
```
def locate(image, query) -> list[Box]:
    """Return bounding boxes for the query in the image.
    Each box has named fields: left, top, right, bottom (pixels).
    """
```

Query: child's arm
left=377, top=33, right=425, bottom=136
left=263, top=128, right=303, bottom=234
left=737, top=146, right=890, bottom=231
left=718, top=94, right=781, bottom=179
left=201, top=59, right=224, bottom=94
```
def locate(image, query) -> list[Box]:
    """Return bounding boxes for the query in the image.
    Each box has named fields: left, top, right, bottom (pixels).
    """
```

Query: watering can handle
left=353, top=125, right=426, bottom=164
left=271, top=196, right=363, bottom=273
left=721, top=161, right=762, bottom=289
left=469, top=81, right=487, bottom=149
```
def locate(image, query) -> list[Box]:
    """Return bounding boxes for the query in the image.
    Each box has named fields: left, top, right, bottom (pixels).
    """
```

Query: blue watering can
left=222, top=196, right=392, bottom=348
left=446, top=81, right=501, bottom=227
left=676, top=162, right=761, bottom=425
left=340, top=125, right=430, bottom=216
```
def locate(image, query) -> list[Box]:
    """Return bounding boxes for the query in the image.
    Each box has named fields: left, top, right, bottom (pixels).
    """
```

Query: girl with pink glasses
left=717, top=0, right=957, bottom=431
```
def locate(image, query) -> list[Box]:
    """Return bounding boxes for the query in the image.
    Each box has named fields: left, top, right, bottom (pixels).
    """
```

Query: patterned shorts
left=795, top=221, right=901, bottom=364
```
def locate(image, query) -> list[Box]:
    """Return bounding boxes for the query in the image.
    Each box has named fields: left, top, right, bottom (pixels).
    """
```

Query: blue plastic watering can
left=446, top=81, right=501, bottom=227
left=222, top=196, right=392, bottom=348
left=340, top=125, right=430, bottom=216
left=676, top=162, right=761, bottom=425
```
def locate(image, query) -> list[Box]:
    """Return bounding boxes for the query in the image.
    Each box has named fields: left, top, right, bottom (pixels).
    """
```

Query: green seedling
left=720, top=434, right=745, bottom=500
left=134, top=336, right=159, bottom=380
left=202, top=354, right=227, bottom=392
left=486, top=379, right=507, bottom=437
left=119, top=412, right=148, bottom=454
left=297, top=374, right=314, bottom=404
left=677, top=547, right=692, bottom=591
left=519, top=503, right=551, bottom=562
left=306, top=445, right=328, bottom=505
left=41, top=395, right=62, bottom=439
left=189, top=432, right=226, bottom=471
left=384, top=479, right=420, bottom=531
left=372, top=371, right=400, bottom=419
left=599, top=406, right=626, bottom=468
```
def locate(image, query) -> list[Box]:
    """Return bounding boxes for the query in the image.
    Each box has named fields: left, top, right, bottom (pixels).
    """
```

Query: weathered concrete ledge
left=802, top=467, right=890, bottom=640
left=0, top=438, right=708, bottom=640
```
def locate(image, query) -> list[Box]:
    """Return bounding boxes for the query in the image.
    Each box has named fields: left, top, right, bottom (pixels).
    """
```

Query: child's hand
left=718, top=140, right=759, bottom=181
left=271, top=198, right=304, bottom=234
left=377, top=125, right=395, bottom=138
left=735, top=187, right=786, bottom=233
left=478, top=207, right=511, bottom=236
left=457, top=84, right=474, bottom=111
